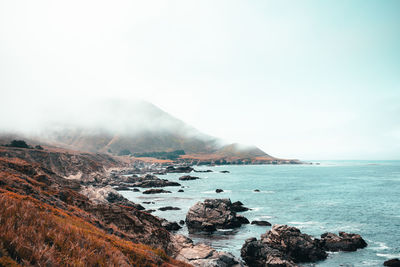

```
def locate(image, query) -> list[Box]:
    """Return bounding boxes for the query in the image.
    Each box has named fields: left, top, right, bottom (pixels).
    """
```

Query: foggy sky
left=1, top=0, right=399, bottom=159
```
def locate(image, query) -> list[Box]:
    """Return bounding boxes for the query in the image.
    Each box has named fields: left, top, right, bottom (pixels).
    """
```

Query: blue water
left=121, top=161, right=400, bottom=266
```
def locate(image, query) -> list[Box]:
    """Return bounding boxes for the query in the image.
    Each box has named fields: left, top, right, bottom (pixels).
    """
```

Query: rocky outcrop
left=179, top=175, right=200, bottom=181
left=185, top=199, right=249, bottom=232
left=143, top=188, right=172, bottom=194
left=166, top=166, right=194, bottom=173
left=160, top=219, right=182, bottom=231
left=241, top=225, right=368, bottom=267
left=320, top=232, right=367, bottom=252
left=384, top=258, right=400, bottom=267
left=172, top=234, right=244, bottom=267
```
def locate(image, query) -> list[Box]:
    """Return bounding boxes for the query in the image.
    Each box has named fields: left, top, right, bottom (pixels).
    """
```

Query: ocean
left=121, top=161, right=400, bottom=266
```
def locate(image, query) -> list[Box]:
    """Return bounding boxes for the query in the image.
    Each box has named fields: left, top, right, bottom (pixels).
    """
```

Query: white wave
left=377, top=253, right=400, bottom=258
left=371, top=241, right=390, bottom=251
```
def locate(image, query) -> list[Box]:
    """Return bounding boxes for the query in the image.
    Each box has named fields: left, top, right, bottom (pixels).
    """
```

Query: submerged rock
left=185, top=199, right=249, bottom=232
left=220, top=170, right=230, bottom=173
left=251, top=220, right=271, bottom=226
left=179, top=175, right=200, bottom=181
left=158, top=206, right=181, bottom=211
left=142, top=189, right=172, bottom=194
left=320, top=232, right=368, bottom=251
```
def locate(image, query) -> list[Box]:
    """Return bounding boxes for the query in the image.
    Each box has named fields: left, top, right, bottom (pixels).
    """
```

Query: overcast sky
left=1, top=0, right=399, bottom=160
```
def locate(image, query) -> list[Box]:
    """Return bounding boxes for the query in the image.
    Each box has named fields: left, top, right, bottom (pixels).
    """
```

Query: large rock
left=185, top=199, right=249, bottom=232
left=172, top=234, right=244, bottom=267
left=241, top=225, right=327, bottom=266
left=241, top=237, right=297, bottom=267
left=262, top=225, right=327, bottom=263
left=320, top=232, right=367, bottom=252
left=132, top=174, right=181, bottom=187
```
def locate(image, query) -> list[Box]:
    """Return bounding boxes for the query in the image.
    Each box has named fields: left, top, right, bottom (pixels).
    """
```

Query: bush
left=7, top=140, right=30, bottom=149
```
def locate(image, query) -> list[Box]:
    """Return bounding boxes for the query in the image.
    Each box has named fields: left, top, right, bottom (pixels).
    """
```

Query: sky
left=0, top=0, right=399, bottom=160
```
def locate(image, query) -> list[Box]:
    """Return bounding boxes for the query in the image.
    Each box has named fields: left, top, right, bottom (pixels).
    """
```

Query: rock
left=166, top=166, right=194, bottom=173
left=179, top=220, right=185, bottom=225
left=146, top=209, right=156, bottom=213
left=241, top=225, right=328, bottom=266
left=254, top=189, right=260, bottom=192
left=251, top=220, right=271, bottom=226
left=158, top=206, right=181, bottom=211
left=231, top=201, right=250, bottom=212
left=384, top=258, right=400, bottom=267
left=142, top=201, right=154, bottom=204
left=179, top=175, right=200, bottom=181
left=178, top=189, right=184, bottom=192
left=194, top=169, right=213, bottom=173
left=161, top=219, right=182, bottom=231
left=132, top=188, right=140, bottom=192
left=241, top=237, right=297, bottom=267
left=142, top=189, right=172, bottom=194
left=134, top=178, right=181, bottom=188
left=220, top=170, right=230, bottom=173
left=215, top=189, right=224, bottom=193
left=172, top=234, right=244, bottom=267
left=263, top=225, right=327, bottom=262
left=114, top=186, right=130, bottom=191
left=185, top=199, right=249, bottom=232
left=320, top=232, right=368, bottom=252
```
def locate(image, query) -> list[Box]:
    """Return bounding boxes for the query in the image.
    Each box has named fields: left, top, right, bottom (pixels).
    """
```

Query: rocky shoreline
left=86, top=161, right=371, bottom=267
left=0, top=146, right=377, bottom=267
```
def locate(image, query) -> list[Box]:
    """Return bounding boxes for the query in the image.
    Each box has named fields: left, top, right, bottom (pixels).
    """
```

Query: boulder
left=262, top=225, right=327, bottom=263
left=251, top=220, right=271, bottom=226
left=320, top=232, right=367, bottom=252
left=161, top=219, right=182, bottom=231
left=254, top=189, right=260, bottom=192
left=142, top=189, right=171, bottom=194
left=178, top=189, right=184, bottom=192
left=215, top=189, right=224, bottom=193
left=179, top=175, right=200, bottom=181
left=220, top=170, right=230, bottom=173
left=185, top=199, right=249, bottom=232
left=241, top=225, right=327, bottom=266
left=384, top=258, right=400, bottom=267
left=172, top=235, right=244, bottom=267
left=241, top=237, right=297, bottom=267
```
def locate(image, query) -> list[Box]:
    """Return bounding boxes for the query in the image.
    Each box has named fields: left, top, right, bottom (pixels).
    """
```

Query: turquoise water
left=121, top=161, right=400, bottom=266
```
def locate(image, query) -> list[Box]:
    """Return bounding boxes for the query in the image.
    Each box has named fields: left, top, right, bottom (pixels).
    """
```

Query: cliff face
left=0, top=146, right=123, bottom=182
left=0, top=147, right=190, bottom=266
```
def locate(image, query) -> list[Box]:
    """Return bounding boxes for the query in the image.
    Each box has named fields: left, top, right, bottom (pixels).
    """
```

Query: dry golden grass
left=0, top=190, right=190, bottom=267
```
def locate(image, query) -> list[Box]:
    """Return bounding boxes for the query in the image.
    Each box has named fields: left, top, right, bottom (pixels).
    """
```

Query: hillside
left=0, top=100, right=281, bottom=163
left=0, top=146, right=191, bottom=266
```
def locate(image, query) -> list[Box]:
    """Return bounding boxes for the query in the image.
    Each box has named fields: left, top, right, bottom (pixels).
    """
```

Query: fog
left=1, top=1, right=399, bottom=159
